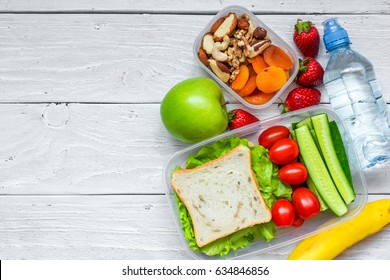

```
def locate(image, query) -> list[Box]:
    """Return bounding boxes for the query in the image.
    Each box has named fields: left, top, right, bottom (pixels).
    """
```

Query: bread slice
left=171, top=145, right=271, bottom=248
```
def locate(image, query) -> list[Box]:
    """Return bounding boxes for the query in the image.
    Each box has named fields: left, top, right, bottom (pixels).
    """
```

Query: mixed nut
left=198, top=13, right=271, bottom=83
left=198, top=12, right=293, bottom=106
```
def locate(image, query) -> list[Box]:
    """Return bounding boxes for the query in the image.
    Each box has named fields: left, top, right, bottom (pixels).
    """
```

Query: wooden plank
left=0, top=103, right=280, bottom=195
left=0, top=0, right=388, bottom=14
left=0, top=14, right=389, bottom=103
left=0, top=194, right=388, bottom=260
left=1, top=103, right=390, bottom=195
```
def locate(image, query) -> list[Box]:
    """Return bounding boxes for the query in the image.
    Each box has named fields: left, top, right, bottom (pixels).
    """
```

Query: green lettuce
left=175, top=136, right=292, bottom=256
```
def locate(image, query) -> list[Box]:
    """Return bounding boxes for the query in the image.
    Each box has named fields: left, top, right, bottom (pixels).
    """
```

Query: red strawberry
left=295, top=57, right=324, bottom=87
left=228, top=109, right=259, bottom=130
left=282, top=87, right=321, bottom=113
left=293, top=19, right=320, bottom=58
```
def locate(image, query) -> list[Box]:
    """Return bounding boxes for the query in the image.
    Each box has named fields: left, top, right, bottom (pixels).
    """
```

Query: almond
left=213, top=12, right=237, bottom=42
left=237, top=18, right=249, bottom=30
left=198, top=48, right=209, bottom=66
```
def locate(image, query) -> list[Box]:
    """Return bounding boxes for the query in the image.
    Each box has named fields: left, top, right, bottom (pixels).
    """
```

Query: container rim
left=162, top=105, right=368, bottom=259
left=193, top=5, right=299, bottom=110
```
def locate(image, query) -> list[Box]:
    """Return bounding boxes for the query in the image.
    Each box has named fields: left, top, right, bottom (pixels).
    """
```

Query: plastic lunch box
left=163, top=105, right=368, bottom=259
left=193, top=5, right=299, bottom=110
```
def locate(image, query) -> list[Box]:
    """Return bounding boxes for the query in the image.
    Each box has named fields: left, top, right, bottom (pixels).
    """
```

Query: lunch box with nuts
left=193, top=6, right=299, bottom=109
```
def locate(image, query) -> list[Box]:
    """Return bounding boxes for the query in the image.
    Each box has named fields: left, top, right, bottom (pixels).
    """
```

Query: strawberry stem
left=295, top=19, right=313, bottom=34
left=227, top=110, right=236, bottom=124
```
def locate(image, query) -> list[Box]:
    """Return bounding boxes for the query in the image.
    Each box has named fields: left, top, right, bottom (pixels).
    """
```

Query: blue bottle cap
left=322, top=18, right=350, bottom=52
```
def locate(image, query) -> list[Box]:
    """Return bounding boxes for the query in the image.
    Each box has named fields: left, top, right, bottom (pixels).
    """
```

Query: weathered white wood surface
left=0, top=0, right=389, bottom=14
left=1, top=103, right=390, bottom=195
left=0, top=195, right=388, bottom=260
left=0, top=0, right=389, bottom=260
left=0, top=14, right=389, bottom=103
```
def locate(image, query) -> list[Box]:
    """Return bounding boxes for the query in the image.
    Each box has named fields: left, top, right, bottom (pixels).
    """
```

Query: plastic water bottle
left=322, top=18, right=390, bottom=168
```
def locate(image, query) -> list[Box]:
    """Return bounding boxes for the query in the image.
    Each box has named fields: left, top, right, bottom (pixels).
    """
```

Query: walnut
left=233, top=28, right=247, bottom=40
left=226, top=38, right=243, bottom=69
left=230, top=67, right=240, bottom=82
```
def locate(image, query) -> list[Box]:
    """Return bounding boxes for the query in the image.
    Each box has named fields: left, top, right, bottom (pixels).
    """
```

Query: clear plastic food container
left=163, top=106, right=368, bottom=259
left=193, top=5, right=299, bottom=110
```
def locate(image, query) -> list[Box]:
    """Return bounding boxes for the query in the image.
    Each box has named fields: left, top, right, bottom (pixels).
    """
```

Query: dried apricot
left=285, top=70, right=290, bottom=80
left=244, top=89, right=276, bottom=105
left=231, top=64, right=249, bottom=91
left=237, top=75, right=257, bottom=97
left=251, top=55, right=268, bottom=74
left=247, top=64, right=256, bottom=77
left=263, top=45, right=293, bottom=70
left=256, top=66, right=287, bottom=93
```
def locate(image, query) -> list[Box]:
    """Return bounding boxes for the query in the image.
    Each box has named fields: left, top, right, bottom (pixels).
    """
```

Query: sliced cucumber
left=329, top=120, right=353, bottom=187
left=296, top=117, right=314, bottom=129
left=311, top=114, right=356, bottom=204
left=306, top=176, right=328, bottom=211
left=295, top=125, right=347, bottom=216
left=296, top=116, right=322, bottom=156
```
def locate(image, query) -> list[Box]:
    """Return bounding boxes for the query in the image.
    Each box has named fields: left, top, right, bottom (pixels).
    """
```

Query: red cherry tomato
left=271, top=199, right=295, bottom=227
left=292, top=212, right=305, bottom=227
left=292, top=188, right=321, bottom=219
left=291, top=184, right=307, bottom=191
left=278, top=162, right=308, bottom=185
left=258, top=125, right=290, bottom=149
left=268, top=138, right=299, bottom=165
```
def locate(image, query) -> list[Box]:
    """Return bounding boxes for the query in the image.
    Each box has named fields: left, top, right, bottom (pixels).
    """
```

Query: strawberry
left=295, top=57, right=324, bottom=87
left=282, top=87, right=321, bottom=113
left=293, top=19, right=320, bottom=58
left=228, top=109, right=259, bottom=130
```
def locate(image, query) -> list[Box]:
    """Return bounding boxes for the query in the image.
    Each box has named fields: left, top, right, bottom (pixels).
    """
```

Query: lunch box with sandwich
left=162, top=106, right=368, bottom=259
left=193, top=5, right=299, bottom=110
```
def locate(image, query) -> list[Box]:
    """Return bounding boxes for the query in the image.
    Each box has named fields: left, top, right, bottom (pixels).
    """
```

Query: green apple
left=160, top=77, right=228, bottom=143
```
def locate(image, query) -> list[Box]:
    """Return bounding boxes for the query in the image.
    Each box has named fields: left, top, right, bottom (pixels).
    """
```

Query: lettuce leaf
left=174, top=136, right=292, bottom=256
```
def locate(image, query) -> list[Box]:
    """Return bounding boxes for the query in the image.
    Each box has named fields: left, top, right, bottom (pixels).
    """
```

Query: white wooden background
left=0, top=0, right=389, bottom=260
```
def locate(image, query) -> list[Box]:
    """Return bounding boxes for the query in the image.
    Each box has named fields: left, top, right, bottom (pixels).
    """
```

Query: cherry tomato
left=258, top=125, right=290, bottom=149
left=268, top=138, right=299, bottom=165
left=291, top=184, right=307, bottom=192
left=292, top=212, right=305, bottom=227
left=278, top=162, right=308, bottom=185
left=271, top=199, right=295, bottom=227
left=292, top=188, right=320, bottom=219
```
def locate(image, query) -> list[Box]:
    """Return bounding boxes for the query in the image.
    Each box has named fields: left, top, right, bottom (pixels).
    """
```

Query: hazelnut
left=253, top=27, right=267, bottom=40
left=237, top=18, right=249, bottom=30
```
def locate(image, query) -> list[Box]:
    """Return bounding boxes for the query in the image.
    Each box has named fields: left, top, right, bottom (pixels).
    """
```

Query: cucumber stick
left=295, top=125, right=347, bottom=216
left=296, top=117, right=322, bottom=156
left=311, top=114, right=356, bottom=204
left=291, top=130, right=328, bottom=211
left=306, top=176, right=328, bottom=211
left=329, top=120, right=353, bottom=187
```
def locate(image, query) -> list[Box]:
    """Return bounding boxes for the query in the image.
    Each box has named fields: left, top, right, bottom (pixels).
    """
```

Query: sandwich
left=171, top=136, right=292, bottom=256
left=172, top=145, right=272, bottom=248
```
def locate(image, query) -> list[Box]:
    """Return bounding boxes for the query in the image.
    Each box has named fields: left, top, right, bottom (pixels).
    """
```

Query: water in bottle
left=322, top=18, right=390, bottom=168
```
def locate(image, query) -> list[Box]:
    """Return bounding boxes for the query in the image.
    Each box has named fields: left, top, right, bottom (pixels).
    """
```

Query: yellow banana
left=288, top=199, right=390, bottom=260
